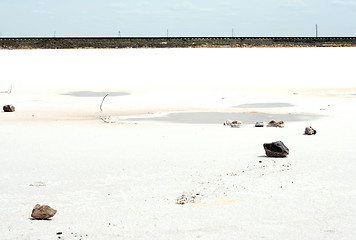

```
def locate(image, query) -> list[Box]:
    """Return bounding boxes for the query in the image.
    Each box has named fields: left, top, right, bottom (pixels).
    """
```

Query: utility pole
left=315, top=24, right=318, bottom=38
left=118, top=30, right=121, bottom=37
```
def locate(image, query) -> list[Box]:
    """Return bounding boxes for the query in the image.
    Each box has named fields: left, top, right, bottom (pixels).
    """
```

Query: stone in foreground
left=31, top=204, right=57, bottom=220
left=263, top=141, right=289, bottom=158
left=305, top=126, right=317, bottom=135
left=3, top=104, right=15, bottom=112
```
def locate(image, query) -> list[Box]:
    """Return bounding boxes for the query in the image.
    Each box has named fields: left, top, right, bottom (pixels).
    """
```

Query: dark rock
left=255, top=122, right=265, bottom=127
left=31, top=204, right=57, bottom=220
left=3, top=105, right=15, bottom=112
left=304, top=126, right=317, bottom=135
left=263, top=141, right=289, bottom=158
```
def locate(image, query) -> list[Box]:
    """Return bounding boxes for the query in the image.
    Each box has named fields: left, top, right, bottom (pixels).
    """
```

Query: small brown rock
left=267, top=120, right=284, bottom=128
left=231, top=121, right=243, bottom=128
left=224, top=120, right=243, bottom=128
left=31, top=204, right=57, bottom=220
left=3, top=105, right=15, bottom=112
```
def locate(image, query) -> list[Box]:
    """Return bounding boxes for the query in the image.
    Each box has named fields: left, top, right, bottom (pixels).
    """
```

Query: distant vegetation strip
left=1, top=37, right=356, bottom=49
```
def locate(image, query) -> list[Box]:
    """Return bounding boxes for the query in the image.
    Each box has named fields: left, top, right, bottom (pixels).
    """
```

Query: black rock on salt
left=263, top=141, right=289, bottom=158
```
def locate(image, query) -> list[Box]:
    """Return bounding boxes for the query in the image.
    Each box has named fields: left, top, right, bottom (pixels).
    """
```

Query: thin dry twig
left=0, top=84, right=12, bottom=94
left=100, top=94, right=109, bottom=112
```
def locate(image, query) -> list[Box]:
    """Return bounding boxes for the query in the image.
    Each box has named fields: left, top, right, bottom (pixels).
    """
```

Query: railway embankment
left=1, top=37, right=356, bottom=49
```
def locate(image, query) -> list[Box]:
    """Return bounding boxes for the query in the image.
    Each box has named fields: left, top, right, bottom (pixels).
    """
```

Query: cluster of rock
left=31, top=204, right=57, bottom=220
left=3, top=104, right=15, bottom=112
left=262, top=126, right=317, bottom=158
left=176, top=120, right=319, bottom=205
left=224, top=120, right=285, bottom=128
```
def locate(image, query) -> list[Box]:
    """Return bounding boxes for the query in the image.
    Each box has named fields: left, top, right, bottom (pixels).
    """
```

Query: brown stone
left=31, top=204, right=57, bottom=220
left=267, top=120, right=284, bottom=128
left=3, top=105, right=15, bottom=112
left=224, top=120, right=243, bottom=128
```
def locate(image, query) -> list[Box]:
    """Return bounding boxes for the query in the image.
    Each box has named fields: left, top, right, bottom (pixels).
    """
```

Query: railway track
left=1, top=37, right=356, bottom=48
left=1, top=36, right=356, bottom=40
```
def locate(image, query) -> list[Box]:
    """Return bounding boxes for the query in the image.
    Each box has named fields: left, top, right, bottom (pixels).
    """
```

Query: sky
left=1, top=0, right=356, bottom=37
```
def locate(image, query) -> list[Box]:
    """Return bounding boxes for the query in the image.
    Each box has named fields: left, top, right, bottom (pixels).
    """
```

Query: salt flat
left=0, top=48, right=356, bottom=240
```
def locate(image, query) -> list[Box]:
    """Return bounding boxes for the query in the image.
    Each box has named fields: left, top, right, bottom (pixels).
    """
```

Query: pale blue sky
left=1, top=0, right=355, bottom=37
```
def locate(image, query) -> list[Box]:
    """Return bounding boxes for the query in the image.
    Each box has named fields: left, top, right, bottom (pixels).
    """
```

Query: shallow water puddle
left=124, top=111, right=323, bottom=124
left=235, top=102, right=295, bottom=108
left=60, top=91, right=129, bottom=97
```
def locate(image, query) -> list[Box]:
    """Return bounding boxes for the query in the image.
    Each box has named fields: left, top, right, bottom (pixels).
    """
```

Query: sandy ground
left=0, top=48, right=356, bottom=240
